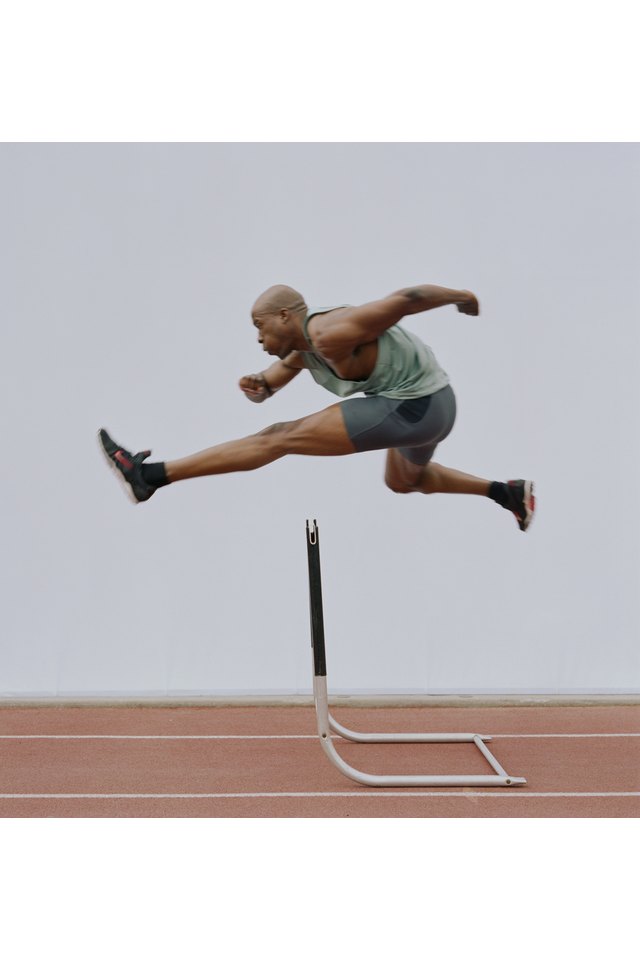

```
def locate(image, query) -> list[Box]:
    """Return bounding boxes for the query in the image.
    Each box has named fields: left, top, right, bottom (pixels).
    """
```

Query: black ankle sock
left=141, top=461, right=171, bottom=488
left=488, top=481, right=509, bottom=507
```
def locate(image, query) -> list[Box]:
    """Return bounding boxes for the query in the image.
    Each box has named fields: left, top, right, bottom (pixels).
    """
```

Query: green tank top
left=301, top=308, right=449, bottom=400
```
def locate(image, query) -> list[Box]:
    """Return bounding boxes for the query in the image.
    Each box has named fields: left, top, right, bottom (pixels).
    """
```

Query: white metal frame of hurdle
left=305, top=520, right=527, bottom=788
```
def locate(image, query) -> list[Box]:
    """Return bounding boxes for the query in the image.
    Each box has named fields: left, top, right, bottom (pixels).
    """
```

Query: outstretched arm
left=392, top=284, right=479, bottom=316
left=309, top=285, right=479, bottom=362
left=239, top=351, right=304, bottom=403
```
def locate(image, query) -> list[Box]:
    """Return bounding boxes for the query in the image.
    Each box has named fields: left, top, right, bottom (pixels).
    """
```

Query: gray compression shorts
left=339, top=384, right=457, bottom=465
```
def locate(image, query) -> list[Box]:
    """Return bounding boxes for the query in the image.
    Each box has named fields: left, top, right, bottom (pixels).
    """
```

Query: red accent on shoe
left=114, top=450, right=133, bottom=470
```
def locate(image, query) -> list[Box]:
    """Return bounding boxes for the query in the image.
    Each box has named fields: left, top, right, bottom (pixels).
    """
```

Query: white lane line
left=0, top=732, right=638, bottom=740
left=0, top=734, right=316, bottom=740
left=0, top=791, right=639, bottom=799
left=492, top=733, right=640, bottom=738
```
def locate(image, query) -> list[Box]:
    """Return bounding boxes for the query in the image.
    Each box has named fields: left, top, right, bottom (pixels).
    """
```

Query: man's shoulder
left=307, top=305, right=351, bottom=321
left=306, top=305, right=352, bottom=340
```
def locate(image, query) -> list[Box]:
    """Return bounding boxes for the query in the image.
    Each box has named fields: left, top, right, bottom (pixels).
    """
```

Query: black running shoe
left=98, top=428, right=155, bottom=503
left=504, top=479, right=535, bottom=531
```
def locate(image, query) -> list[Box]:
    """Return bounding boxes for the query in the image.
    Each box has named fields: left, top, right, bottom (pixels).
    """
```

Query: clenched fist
left=456, top=291, right=480, bottom=316
left=239, top=373, right=273, bottom=403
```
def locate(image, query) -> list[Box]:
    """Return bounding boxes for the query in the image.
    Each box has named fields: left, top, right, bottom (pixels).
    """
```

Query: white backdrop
left=1, top=143, right=638, bottom=697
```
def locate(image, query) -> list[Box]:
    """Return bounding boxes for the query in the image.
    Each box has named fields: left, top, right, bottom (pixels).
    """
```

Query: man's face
left=252, top=310, right=289, bottom=358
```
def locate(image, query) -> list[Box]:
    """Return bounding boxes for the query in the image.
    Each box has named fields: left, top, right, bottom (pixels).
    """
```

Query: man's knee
left=257, top=421, right=290, bottom=437
left=385, top=473, right=420, bottom=494
left=385, top=463, right=430, bottom=494
left=387, top=482, right=412, bottom=494
left=256, top=420, right=298, bottom=454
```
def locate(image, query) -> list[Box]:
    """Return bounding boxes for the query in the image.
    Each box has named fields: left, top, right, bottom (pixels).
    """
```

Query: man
left=99, top=283, right=535, bottom=530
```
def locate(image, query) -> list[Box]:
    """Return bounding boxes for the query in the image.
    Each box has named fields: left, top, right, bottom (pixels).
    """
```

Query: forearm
left=261, top=354, right=303, bottom=391
left=392, top=284, right=473, bottom=315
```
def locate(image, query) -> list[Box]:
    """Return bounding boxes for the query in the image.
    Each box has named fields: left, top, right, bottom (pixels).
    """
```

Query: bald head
left=251, top=284, right=307, bottom=319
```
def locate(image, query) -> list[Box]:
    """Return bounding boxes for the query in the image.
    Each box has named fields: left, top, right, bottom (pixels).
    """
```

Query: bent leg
left=385, top=448, right=490, bottom=496
left=385, top=449, right=536, bottom=531
left=166, top=403, right=356, bottom=482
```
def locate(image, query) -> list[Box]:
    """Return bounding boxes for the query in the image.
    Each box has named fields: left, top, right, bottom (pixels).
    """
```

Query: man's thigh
left=283, top=402, right=357, bottom=456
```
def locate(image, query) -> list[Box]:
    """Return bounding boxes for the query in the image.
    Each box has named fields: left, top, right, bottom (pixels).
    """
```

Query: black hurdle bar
left=306, top=519, right=327, bottom=678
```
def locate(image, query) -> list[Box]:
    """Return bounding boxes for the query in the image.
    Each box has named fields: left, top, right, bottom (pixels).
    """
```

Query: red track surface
left=1, top=705, right=638, bottom=817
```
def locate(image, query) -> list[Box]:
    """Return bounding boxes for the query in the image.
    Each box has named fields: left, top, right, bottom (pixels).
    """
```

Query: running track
left=0, top=704, right=638, bottom=817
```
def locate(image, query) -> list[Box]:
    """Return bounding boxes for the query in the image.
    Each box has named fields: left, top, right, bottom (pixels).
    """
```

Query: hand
left=456, top=291, right=479, bottom=316
left=239, top=373, right=272, bottom=403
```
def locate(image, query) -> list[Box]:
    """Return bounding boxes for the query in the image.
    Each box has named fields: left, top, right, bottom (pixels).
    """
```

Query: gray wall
left=2, top=143, right=638, bottom=696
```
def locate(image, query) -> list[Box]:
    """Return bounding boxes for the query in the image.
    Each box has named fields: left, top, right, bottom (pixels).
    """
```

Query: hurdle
left=305, top=519, right=527, bottom=787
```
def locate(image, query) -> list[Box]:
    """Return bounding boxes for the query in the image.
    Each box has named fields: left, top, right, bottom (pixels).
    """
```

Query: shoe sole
left=97, top=430, right=142, bottom=505
left=520, top=480, right=535, bottom=531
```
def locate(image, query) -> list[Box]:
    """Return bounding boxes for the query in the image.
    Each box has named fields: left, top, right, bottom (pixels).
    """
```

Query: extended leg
left=99, top=405, right=356, bottom=502
left=165, top=403, right=355, bottom=481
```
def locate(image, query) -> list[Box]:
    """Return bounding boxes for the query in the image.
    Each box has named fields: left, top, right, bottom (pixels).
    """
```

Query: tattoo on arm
left=403, top=288, right=425, bottom=302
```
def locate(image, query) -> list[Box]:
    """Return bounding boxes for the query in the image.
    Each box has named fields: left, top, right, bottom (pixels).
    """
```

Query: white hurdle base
left=306, top=519, right=527, bottom=788
left=314, top=677, right=526, bottom=788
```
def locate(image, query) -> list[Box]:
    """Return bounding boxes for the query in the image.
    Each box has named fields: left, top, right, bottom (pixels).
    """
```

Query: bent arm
left=311, top=285, right=478, bottom=361
left=239, top=351, right=304, bottom=402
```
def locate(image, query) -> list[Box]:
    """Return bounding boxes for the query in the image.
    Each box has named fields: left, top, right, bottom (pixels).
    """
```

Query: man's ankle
left=488, top=481, right=508, bottom=507
left=141, top=461, right=171, bottom=488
